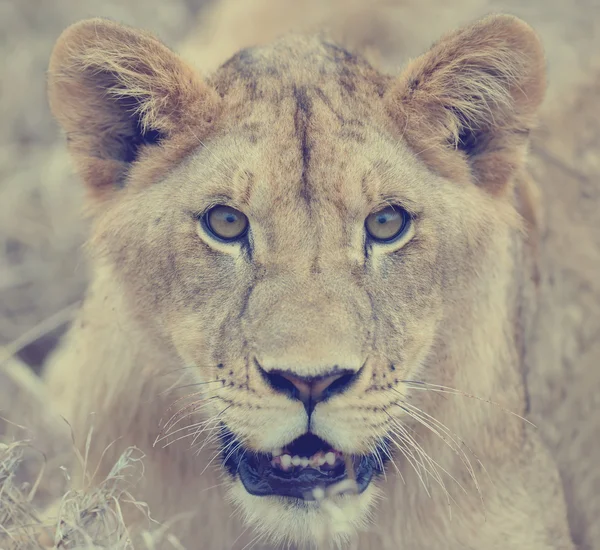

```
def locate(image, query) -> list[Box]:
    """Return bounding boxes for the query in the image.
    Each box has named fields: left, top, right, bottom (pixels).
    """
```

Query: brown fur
left=43, top=10, right=574, bottom=550
left=386, top=15, right=546, bottom=193
left=48, top=19, right=221, bottom=202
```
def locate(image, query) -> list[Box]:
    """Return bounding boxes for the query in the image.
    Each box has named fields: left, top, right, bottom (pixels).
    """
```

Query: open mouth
left=220, top=429, right=387, bottom=500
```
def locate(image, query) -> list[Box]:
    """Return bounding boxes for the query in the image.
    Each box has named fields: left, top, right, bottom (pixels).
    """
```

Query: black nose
left=257, top=362, right=359, bottom=415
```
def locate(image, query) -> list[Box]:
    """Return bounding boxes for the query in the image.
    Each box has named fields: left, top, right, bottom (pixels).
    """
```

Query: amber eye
left=365, top=205, right=410, bottom=243
left=203, top=205, right=249, bottom=241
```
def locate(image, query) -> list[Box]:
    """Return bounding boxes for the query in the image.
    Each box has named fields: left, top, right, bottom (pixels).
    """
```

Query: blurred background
left=0, top=0, right=599, bottom=548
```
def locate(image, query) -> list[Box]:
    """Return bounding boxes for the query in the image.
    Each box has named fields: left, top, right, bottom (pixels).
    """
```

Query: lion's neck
left=45, top=263, right=251, bottom=547
left=380, top=201, right=538, bottom=525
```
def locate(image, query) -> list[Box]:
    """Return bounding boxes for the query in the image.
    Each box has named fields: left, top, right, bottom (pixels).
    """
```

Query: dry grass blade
left=0, top=437, right=189, bottom=549
left=0, top=441, right=46, bottom=548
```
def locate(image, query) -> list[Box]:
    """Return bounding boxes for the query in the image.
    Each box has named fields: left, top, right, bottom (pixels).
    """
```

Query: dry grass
left=0, top=438, right=187, bottom=550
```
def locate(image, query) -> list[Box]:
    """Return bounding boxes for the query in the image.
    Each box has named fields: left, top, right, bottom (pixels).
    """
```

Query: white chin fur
left=227, top=480, right=380, bottom=547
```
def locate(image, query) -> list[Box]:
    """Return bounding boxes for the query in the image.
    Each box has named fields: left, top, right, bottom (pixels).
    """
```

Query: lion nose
left=259, top=366, right=359, bottom=415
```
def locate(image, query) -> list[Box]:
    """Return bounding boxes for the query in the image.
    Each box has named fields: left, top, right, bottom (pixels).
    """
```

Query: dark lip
left=219, top=427, right=389, bottom=500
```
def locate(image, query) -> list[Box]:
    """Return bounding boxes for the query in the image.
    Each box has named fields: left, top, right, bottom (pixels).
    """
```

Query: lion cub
left=43, top=10, right=574, bottom=550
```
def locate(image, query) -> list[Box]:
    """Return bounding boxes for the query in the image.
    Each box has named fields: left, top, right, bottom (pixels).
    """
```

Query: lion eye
left=365, top=205, right=410, bottom=243
left=203, top=205, right=249, bottom=241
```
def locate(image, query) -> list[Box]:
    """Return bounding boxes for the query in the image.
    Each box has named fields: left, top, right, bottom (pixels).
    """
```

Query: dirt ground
left=0, top=0, right=599, bottom=548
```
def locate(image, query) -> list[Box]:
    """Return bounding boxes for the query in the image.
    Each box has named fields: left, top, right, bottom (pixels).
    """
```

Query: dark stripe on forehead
left=293, top=85, right=313, bottom=205
left=240, top=170, right=255, bottom=205
left=313, top=87, right=345, bottom=124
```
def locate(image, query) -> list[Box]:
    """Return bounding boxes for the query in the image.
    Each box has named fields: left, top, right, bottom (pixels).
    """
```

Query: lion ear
left=386, top=15, right=546, bottom=194
left=48, top=19, right=220, bottom=199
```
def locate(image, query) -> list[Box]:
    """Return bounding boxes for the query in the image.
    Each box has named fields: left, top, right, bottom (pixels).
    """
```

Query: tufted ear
left=48, top=19, right=220, bottom=200
left=386, top=15, right=546, bottom=194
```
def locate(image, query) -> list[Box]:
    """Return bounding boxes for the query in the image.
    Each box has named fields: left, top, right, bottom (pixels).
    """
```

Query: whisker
left=240, top=530, right=268, bottom=550
left=155, top=420, right=208, bottom=446
left=162, top=400, right=207, bottom=431
left=378, top=441, right=405, bottom=484
left=212, top=440, right=244, bottom=473
left=162, top=385, right=232, bottom=423
left=157, top=410, right=224, bottom=447
left=162, top=392, right=215, bottom=420
left=191, top=421, right=223, bottom=451
left=161, top=428, right=208, bottom=449
left=390, top=416, right=468, bottom=499
left=193, top=421, right=222, bottom=445
left=158, top=380, right=223, bottom=397
left=390, top=402, right=484, bottom=516
left=192, top=411, right=230, bottom=449
left=155, top=365, right=200, bottom=377
left=401, top=380, right=535, bottom=427
left=191, top=404, right=233, bottom=451
left=201, top=481, right=229, bottom=493
left=385, top=429, right=434, bottom=500
left=386, top=416, right=452, bottom=500
left=230, top=525, right=250, bottom=550
left=162, top=392, right=230, bottom=433
left=388, top=430, right=457, bottom=519
left=235, top=447, right=249, bottom=476
left=398, top=399, right=483, bottom=505
left=365, top=434, right=387, bottom=482
left=394, top=385, right=490, bottom=503
left=387, top=423, right=433, bottom=489
left=158, top=410, right=227, bottom=447
left=157, top=397, right=230, bottom=448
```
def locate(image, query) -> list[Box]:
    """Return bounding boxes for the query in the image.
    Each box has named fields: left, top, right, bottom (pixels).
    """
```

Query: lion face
left=49, top=16, right=545, bottom=546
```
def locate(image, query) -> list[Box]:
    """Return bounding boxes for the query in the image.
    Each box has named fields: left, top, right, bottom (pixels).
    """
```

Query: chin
left=219, top=428, right=387, bottom=546
left=228, top=480, right=379, bottom=547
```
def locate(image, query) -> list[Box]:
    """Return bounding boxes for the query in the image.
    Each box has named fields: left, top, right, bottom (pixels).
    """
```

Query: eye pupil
left=203, top=205, right=249, bottom=241
left=365, top=205, right=410, bottom=243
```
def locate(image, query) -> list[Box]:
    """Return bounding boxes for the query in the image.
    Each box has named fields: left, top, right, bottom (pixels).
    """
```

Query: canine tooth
left=325, top=452, right=336, bottom=466
left=272, top=448, right=282, bottom=457
left=311, top=453, right=325, bottom=466
left=301, top=457, right=310, bottom=467
left=280, top=455, right=292, bottom=468
left=292, top=455, right=302, bottom=466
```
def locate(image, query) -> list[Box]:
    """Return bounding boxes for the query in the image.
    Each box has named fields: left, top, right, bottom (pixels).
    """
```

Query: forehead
left=185, top=96, right=430, bottom=220
left=183, top=37, right=433, bottom=216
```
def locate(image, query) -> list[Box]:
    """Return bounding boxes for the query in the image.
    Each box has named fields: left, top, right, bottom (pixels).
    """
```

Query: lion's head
left=48, top=14, right=545, bottom=546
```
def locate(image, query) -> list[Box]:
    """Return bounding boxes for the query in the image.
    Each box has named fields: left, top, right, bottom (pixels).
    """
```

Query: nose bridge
left=256, top=188, right=348, bottom=277
left=248, top=273, right=368, bottom=377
